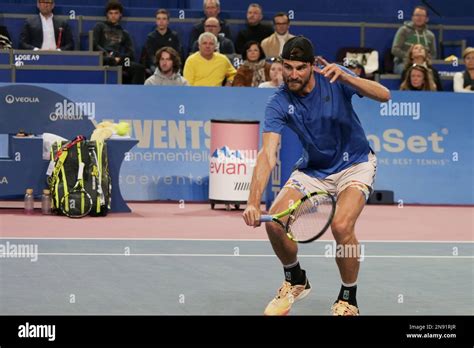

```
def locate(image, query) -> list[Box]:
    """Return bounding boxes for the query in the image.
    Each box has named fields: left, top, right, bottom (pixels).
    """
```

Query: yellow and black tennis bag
left=48, top=136, right=111, bottom=217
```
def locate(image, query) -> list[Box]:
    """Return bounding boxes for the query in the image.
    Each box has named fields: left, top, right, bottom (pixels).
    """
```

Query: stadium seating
left=0, top=0, right=472, bottom=84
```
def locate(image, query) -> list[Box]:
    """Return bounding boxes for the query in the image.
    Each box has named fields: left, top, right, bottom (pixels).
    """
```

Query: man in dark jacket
left=188, top=0, right=231, bottom=50
left=235, top=3, right=273, bottom=54
left=143, top=9, right=183, bottom=73
left=190, top=17, right=235, bottom=54
left=19, top=0, right=74, bottom=50
left=93, top=0, right=145, bottom=84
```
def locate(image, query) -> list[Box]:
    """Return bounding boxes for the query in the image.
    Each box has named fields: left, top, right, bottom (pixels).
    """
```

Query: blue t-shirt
left=263, top=69, right=371, bottom=178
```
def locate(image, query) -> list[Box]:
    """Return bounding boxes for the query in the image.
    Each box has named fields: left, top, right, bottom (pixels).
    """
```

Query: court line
left=4, top=252, right=472, bottom=259
left=0, top=237, right=472, bottom=243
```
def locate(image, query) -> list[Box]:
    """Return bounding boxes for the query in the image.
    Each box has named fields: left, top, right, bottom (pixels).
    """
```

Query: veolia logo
left=5, top=95, right=14, bottom=104
left=4, top=95, right=40, bottom=104
left=49, top=112, right=84, bottom=121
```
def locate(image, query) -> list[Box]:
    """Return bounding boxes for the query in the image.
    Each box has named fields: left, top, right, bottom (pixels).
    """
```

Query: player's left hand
left=314, top=56, right=349, bottom=83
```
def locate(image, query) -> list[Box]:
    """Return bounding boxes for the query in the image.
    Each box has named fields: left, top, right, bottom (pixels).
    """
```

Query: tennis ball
left=115, top=122, right=130, bottom=136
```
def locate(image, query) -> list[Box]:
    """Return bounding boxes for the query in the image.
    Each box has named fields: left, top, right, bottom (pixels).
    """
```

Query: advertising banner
left=0, top=84, right=472, bottom=204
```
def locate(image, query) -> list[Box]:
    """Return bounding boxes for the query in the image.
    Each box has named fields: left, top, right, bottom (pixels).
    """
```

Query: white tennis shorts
left=284, top=152, right=377, bottom=200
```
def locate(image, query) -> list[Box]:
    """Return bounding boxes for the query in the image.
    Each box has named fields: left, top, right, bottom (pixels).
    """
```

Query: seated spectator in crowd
left=346, top=59, right=366, bottom=78
left=453, top=47, right=474, bottom=93
left=19, top=0, right=74, bottom=51
left=189, top=0, right=231, bottom=49
left=235, top=3, right=273, bottom=54
left=261, top=12, right=294, bottom=59
left=391, top=6, right=436, bottom=74
left=143, top=9, right=182, bottom=74
left=258, top=59, right=283, bottom=88
left=232, top=41, right=270, bottom=87
left=191, top=17, right=235, bottom=54
left=93, top=1, right=145, bottom=84
left=184, top=32, right=236, bottom=86
left=400, top=64, right=436, bottom=91
left=145, top=47, right=188, bottom=86
left=401, top=43, right=442, bottom=91
left=0, top=25, right=12, bottom=49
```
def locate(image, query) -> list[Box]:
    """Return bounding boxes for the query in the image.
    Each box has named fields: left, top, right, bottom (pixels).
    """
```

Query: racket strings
left=288, top=195, right=334, bottom=242
left=62, top=190, right=92, bottom=218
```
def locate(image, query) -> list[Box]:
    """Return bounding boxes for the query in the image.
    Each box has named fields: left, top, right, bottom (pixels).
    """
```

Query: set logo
left=367, top=128, right=445, bottom=154
left=49, top=100, right=96, bottom=122
left=4, top=95, right=40, bottom=104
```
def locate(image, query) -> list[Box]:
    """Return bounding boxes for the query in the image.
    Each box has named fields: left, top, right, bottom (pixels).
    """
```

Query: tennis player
left=243, top=36, right=390, bottom=315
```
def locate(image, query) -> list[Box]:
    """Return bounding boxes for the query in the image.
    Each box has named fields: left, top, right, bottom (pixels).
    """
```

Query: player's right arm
left=243, top=132, right=281, bottom=227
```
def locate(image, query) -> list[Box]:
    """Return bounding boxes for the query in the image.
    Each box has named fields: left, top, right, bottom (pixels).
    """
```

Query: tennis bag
left=48, top=136, right=111, bottom=218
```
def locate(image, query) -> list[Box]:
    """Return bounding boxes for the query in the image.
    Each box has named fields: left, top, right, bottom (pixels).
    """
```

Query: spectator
left=189, top=0, right=231, bottom=49
left=19, top=0, right=74, bottom=51
left=184, top=32, right=236, bottom=86
left=391, top=5, right=436, bottom=74
left=93, top=1, right=145, bottom=84
left=400, top=64, right=436, bottom=91
left=401, top=43, right=442, bottom=90
left=235, top=3, right=273, bottom=54
left=258, top=59, right=283, bottom=88
left=145, top=47, right=188, bottom=86
left=191, top=17, right=235, bottom=54
left=233, top=41, right=270, bottom=87
left=261, top=12, right=294, bottom=59
left=346, top=59, right=366, bottom=78
left=453, top=47, right=474, bottom=93
left=0, top=25, right=12, bottom=49
left=143, top=9, right=182, bottom=74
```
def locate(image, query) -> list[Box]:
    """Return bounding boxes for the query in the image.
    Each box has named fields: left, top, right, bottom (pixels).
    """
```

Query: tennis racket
left=260, top=191, right=336, bottom=243
left=60, top=162, right=92, bottom=218
left=54, top=135, right=85, bottom=162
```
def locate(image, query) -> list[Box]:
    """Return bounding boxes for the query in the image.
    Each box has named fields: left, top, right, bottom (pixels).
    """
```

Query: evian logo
left=210, top=146, right=257, bottom=175
left=49, top=100, right=96, bottom=122
left=212, top=145, right=246, bottom=161
left=4, top=95, right=40, bottom=104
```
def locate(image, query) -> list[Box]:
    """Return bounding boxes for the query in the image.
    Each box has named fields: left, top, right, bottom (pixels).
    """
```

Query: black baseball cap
left=280, top=36, right=315, bottom=63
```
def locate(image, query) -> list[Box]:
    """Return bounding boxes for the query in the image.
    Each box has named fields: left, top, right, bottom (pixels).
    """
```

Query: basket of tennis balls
left=91, top=121, right=131, bottom=142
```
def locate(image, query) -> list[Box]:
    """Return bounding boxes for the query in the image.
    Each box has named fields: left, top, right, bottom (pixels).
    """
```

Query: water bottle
left=24, top=188, right=34, bottom=215
left=41, top=189, right=52, bottom=215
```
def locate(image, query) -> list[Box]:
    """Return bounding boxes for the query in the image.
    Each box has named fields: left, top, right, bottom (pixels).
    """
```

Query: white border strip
left=0, top=237, right=472, bottom=243
left=4, top=252, right=471, bottom=259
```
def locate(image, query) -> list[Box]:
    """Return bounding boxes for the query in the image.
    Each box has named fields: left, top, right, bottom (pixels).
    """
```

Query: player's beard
left=284, top=72, right=311, bottom=93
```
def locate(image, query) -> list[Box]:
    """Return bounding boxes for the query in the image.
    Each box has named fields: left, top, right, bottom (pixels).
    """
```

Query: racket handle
left=260, top=215, right=273, bottom=222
